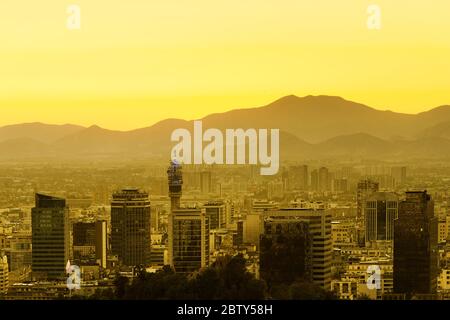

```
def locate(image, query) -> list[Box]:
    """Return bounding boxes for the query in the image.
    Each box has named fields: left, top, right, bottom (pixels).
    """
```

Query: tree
left=114, top=275, right=129, bottom=299
left=271, top=278, right=337, bottom=300
left=100, top=254, right=268, bottom=300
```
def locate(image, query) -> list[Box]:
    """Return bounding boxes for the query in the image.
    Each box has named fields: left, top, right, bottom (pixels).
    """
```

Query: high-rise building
left=95, top=220, right=107, bottom=269
left=169, top=208, right=210, bottom=274
left=150, top=205, right=162, bottom=232
left=357, top=179, right=379, bottom=219
left=364, top=192, right=399, bottom=242
left=243, top=213, right=263, bottom=246
left=318, top=167, right=330, bottom=192
left=234, top=220, right=244, bottom=246
left=32, top=194, right=70, bottom=281
left=333, top=178, right=348, bottom=193
left=149, top=244, right=168, bottom=266
left=204, top=201, right=226, bottom=230
left=310, top=169, right=318, bottom=191
left=289, top=165, right=308, bottom=190
left=260, top=220, right=312, bottom=288
left=391, top=166, right=407, bottom=186
left=111, top=189, right=151, bottom=267
left=167, top=160, right=183, bottom=211
left=394, top=191, right=438, bottom=297
left=264, top=202, right=332, bottom=290
left=200, top=171, right=212, bottom=194
left=72, top=220, right=107, bottom=268
left=167, top=161, right=209, bottom=274
left=0, top=255, right=8, bottom=295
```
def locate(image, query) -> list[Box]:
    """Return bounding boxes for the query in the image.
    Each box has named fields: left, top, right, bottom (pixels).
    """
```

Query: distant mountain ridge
left=2, top=95, right=450, bottom=160
left=0, top=122, right=84, bottom=144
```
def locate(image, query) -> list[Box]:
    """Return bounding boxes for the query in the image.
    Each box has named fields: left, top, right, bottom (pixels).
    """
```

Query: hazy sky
left=1, top=0, right=449, bottom=130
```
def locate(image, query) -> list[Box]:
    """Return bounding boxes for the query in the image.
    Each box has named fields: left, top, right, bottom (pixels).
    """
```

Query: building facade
left=364, top=192, right=399, bottom=242
left=169, top=208, right=210, bottom=274
left=72, top=220, right=107, bottom=268
left=204, top=201, right=226, bottom=230
left=31, top=194, right=70, bottom=281
left=264, top=202, right=332, bottom=290
left=260, top=220, right=312, bottom=288
left=111, top=189, right=151, bottom=267
left=0, top=255, right=8, bottom=295
left=394, top=191, right=438, bottom=297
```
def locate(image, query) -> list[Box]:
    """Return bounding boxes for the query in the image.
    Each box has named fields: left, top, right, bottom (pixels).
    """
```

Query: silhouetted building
left=111, top=189, right=151, bottom=267
left=394, top=191, right=438, bottom=297
left=32, top=194, right=70, bottom=280
left=73, top=220, right=107, bottom=268
left=365, top=192, right=399, bottom=242
left=264, top=202, right=332, bottom=290
left=260, top=220, right=312, bottom=288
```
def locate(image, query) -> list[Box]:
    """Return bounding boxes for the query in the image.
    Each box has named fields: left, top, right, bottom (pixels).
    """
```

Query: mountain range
left=2, top=95, right=450, bottom=160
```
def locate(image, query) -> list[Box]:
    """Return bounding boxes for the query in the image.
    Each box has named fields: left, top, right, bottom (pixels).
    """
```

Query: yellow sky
left=1, top=0, right=449, bottom=130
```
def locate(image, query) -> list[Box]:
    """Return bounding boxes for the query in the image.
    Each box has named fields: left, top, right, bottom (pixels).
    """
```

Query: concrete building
left=438, top=269, right=450, bottom=292
left=8, top=233, right=32, bottom=272
left=331, top=221, right=355, bottom=249
left=169, top=208, right=210, bottom=274
left=167, top=160, right=209, bottom=274
left=331, top=280, right=358, bottom=300
left=204, top=201, right=226, bottom=230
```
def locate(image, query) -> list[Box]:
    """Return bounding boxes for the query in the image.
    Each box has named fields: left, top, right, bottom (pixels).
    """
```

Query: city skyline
left=1, top=0, right=450, bottom=305
left=1, top=152, right=448, bottom=301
